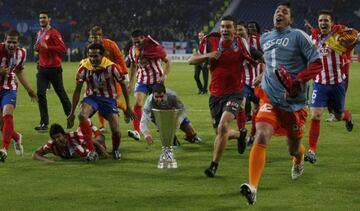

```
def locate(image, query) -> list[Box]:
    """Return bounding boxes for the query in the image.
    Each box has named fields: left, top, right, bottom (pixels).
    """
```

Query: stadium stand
left=1, top=0, right=359, bottom=59
left=0, top=0, right=229, bottom=60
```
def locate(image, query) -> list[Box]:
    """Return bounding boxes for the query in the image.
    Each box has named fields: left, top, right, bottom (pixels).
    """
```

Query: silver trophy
left=152, top=109, right=180, bottom=169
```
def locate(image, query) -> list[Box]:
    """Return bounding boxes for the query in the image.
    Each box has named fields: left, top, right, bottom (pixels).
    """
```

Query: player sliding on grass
left=240, top=2, right=322, bottom=205
left=32, top=123, right=109, bottom=162
left=0, top=30, right=38, bottom=162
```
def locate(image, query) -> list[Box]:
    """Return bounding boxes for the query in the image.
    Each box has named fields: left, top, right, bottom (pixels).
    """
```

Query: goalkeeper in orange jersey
left=87, top=26, right=130, bottom=131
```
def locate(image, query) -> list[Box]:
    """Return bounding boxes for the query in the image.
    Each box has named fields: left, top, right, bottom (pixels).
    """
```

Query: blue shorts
left=82, top=95, right=118, bottom=117
left=0, top=90, right=17, bottom=109
left=244, top=85, right=259, bottom=104
left=310, top=82, right=345, bottom=113
left=135, top=82, right=156, bottom=95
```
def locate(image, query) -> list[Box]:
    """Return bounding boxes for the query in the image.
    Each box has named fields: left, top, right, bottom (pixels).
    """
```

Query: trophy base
left=157, top=161, right=177, bottom=169
left=157, top=146, right=177, bottom=169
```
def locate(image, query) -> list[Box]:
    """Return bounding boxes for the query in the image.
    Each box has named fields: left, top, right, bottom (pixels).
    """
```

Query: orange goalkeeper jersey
left=103, top=38, right=128, bottom=74
left=101, top=38, right=128, bottom=99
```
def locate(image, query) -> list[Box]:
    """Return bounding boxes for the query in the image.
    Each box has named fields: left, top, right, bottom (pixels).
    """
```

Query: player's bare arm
left=92, top=140, right=110, bottom=158
left=188, top=51, right=220, bottom=64
left=304, top=19, right=313, bottom=32
left=15, top=70, right=38, bottom=102
left=67, top=82, right=83, bottom=128
left=161, top=56, right=172, bottom=82
left=129, top=62, right=137, bottom=93
left=0, top=66, right=9, bottom=76
left=32, top=148, right=55, bottom=163
left=119, top=81, right=137, bottom=121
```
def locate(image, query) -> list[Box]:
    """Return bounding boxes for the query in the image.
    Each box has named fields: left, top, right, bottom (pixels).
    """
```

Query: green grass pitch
left=0, top=62, right=359, bottom=210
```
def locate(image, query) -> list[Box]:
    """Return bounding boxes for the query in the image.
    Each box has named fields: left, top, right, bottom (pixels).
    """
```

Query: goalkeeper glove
left=274, top=66, right=304, bottom=98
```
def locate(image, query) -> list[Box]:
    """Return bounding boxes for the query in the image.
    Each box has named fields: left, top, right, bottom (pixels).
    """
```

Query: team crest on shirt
left=92, top=72, right=109, bottom=91
left=319, top=46, right=329, bottom=56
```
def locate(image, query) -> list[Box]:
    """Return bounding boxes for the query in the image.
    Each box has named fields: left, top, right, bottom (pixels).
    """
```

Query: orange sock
left=98, top=113, right=106, bottom=128
left=249, top=143, right=267, bottom=190
left=293, top=144, right=305, bottom=165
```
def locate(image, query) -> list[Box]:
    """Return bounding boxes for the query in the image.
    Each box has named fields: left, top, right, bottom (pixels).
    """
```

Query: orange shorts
left=255, top=89, right=308, bottom=139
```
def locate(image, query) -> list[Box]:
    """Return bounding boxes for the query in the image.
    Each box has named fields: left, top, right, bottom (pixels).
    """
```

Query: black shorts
left=209, top=92, right=243, bottom=128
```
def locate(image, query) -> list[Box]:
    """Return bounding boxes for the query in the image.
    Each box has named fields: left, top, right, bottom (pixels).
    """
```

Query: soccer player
left=189, top=15, right=254, bottom=177
left=193, top=32, right=209, bottom=95
left=305, top=10, right=359, bottom=164
left=66, top=43, right=136, bottom=161
left=140, top=83, right=202, bottom=145
left=88, top=26, right=129, bottom=131
left=32, top=123, right=109, bottom=162
left=240, top=21, right=264, bottom=147
left=240, top=2, right=322, bottom=205
left=127, top=30, right=172, bottom=141
left=34, top=11, right=71, bottom=131
left=0, top=30, right=38, bottom=162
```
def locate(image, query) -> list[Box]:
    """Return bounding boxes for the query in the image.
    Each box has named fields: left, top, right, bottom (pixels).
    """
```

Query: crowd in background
left=0, top=0, right=223, bottom=43
left=1, top=0, right=359, bottom=61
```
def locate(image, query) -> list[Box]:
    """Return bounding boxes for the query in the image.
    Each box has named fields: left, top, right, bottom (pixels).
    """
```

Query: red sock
left=250, top=112, right=257, bottom=136
left=236, top=110, right=246, bottom=129
left=2, top=114, right=14, bottom=150
left=342, top=109, right=350, bottom=121
left=133, top=105, right=142, bottom=132
left=79, top=120, right=94, bottom=151
left=12, top=130, right=20, bottom=142
left=112, top=133, right=121, bottom=151
left=308, top=119, right=320, bottom=152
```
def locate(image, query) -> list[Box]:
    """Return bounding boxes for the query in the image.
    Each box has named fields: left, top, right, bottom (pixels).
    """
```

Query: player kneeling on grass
left=138, top=83, right=202, bottom=145
left=32, top=123, right=109, bottom=162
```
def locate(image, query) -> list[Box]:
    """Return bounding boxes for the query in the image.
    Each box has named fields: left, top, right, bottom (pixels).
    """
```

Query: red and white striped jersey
left=76, top=62, right=126, bottom=99
left=243, top=63, right=262, bottom=88
left=248, top=34, right=261, bottom=51
left=244, top=35, right=263, bottom=88
left=312, top=36, right=346, bottom=85
left=129, top=46, right=164, bottom=84
left=0, top=43, right=26, bottom=91
left=42, top=132, right=89, bottom=158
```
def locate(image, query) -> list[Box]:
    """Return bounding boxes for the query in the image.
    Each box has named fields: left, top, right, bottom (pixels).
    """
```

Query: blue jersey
left=260, top=26, right=320, bottom=112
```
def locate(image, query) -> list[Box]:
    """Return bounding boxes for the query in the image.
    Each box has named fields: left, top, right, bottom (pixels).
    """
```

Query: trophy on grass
left=152, top=109, right=180, bottom=169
